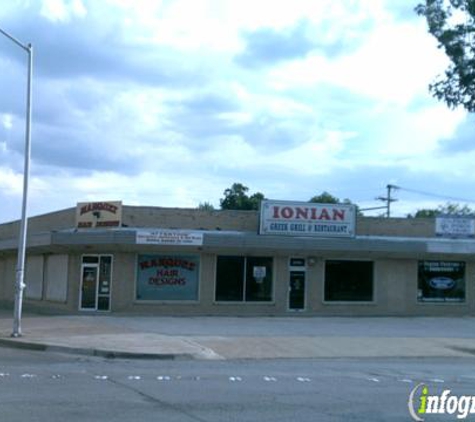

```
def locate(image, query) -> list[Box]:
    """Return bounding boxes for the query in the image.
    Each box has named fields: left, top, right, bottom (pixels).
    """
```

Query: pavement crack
left=106, top=377, right=211, bottom=422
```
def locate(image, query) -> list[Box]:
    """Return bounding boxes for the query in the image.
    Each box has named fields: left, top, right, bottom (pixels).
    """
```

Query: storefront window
left=215, top=256, right=273, bottom=302
left=324, top=260, right=373, bottom=302
left=418, top=261, right=465, bottom=303
left=215, top=256, right=244, bottom=301
left=136, top=255, right=200, bottom=301
left=245, top=257, right=273, bottom=302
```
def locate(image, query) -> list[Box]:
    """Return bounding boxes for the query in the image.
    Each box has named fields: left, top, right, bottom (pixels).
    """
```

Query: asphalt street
left=1, top=348, right=474, bottom=421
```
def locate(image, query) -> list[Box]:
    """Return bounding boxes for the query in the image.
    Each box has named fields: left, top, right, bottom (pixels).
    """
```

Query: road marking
left=368, top=377, right=380, bottom=383
left=430, top=379, right=445, bottom=383
left=21, top=374, right=36, bottom=378
left=94, top=375, right=108, bottom=380
left=263, top=376, right=277, bottom=382
left=399, top=379, right=413, bottom=383
left=157, top=376, right=171, bottom=381
left=229, top=376, right=242, bottom=382
left=297, top=377, right=311, bottom=382
left=0, top=373, right=9, bottom=377
left=128, top=375, right=141, bottom=380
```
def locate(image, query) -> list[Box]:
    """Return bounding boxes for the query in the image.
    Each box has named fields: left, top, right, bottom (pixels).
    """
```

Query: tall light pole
left=0, top=27, right=33, bottom=337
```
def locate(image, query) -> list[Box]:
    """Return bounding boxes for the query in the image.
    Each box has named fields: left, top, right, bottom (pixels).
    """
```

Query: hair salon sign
left=76, top=201, right=122, bottom=229
left=259, top=200, right=356, bottom=238
left=136, top=255, right=200, bottom=301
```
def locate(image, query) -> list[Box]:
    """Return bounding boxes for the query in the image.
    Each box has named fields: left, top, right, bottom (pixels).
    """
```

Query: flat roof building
left=0, top=200, right=473, bottom=316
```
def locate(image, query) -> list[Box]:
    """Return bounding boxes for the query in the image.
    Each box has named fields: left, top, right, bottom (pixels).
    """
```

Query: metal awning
left=0, top=228, right=474, bottom=259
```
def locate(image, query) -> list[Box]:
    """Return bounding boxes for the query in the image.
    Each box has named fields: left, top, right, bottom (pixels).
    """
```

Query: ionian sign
left=259, top=200, right=356, bottom=238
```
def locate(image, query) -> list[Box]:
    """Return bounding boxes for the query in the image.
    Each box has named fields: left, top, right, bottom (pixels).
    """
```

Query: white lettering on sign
left=436, top=216, right=475, bottom=238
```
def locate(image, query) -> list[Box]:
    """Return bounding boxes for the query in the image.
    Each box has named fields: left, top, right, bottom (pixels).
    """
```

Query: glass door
left=97, top=256, right=112, bottom=311
left=288, top=258, right=306, bottom=311
left=80, top=255, right=112, bottom=311
left=289, top=271, right=306, bottom=310
left=80, top=265, right=98, bottom=310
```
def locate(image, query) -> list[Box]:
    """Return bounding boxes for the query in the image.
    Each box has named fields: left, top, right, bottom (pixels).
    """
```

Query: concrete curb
left=0, top=338, right=194, bottom=360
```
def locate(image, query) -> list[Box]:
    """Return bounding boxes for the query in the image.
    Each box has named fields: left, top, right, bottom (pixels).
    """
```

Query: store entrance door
left=288, top=258, right=306, bottom=311
left=79, top=255, right=112, bottom=311
left=289, top=271, right=306, bottom=310
left=80, top=264, right=98, bottom=310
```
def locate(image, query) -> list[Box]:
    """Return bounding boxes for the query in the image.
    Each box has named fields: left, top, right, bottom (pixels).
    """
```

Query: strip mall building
left=0, top=200, right=474, bottom=316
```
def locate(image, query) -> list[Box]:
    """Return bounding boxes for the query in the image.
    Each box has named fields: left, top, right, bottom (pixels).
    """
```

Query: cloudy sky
left=0, top=0, right=474, bottom=223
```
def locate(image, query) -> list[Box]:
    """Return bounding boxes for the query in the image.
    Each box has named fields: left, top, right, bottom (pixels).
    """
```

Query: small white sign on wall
left=435, top=216, right=475, bottom=238
left=136, top=229, right=204, bottom=246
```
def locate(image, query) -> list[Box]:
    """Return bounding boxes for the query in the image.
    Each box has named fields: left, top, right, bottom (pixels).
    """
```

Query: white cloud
left=0, top=166, right=23, bottom=195
left=0, top=0, right=473, bottom=222
left=1, top=114, right=13, bottom=130
left=40, top=0, right=87, bottom=22
left=329, top=23, right=448, bottom=104
left=268, top=17, right=449, bottom=106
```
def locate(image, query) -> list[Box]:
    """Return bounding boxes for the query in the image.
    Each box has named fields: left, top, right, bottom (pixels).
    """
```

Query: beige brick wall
left=0, top=208, right=76, bottom=239
left=122, top=206, right=259, bottom=231
left=0, top=205, right=437, bottom=239
left=356, top=217, right=434, bottom=237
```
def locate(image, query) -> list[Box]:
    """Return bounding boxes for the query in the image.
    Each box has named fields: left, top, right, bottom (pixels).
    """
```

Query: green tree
left=309, top=191, right=362, bottom=215
left=220, top=183, right=265, bottom=210
left=309, top=191, right=341, bottom=204
left=410, top=208, right=440, bottom=218
left=197, top=202, right=215, bottom=211
left=408, top=202, right=475, bottom=217
left=416, top=0, right=475, bottom=111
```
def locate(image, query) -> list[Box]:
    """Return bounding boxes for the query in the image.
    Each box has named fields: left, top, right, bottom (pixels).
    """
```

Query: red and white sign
left=259, top=200, right=356, bottom=237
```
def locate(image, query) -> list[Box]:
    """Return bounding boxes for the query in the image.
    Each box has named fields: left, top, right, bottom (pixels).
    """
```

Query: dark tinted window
left=325, top=260, right=373, bottom=302
left=215, top=256, right=244, bottom=301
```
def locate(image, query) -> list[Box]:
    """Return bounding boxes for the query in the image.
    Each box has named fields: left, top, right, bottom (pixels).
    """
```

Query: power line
left=396, top=186, right=475, bottom=204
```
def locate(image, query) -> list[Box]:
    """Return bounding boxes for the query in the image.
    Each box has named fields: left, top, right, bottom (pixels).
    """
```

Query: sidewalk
left=0, top=313, right=474, bottom=360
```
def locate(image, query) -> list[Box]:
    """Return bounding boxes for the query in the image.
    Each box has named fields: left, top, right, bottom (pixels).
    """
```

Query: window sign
left=418, top=261, right=465, bottom=302
left=215, top=256, right=273, bottom=302
left=136, top=255, right=200, bottom=301
left=253, top=266, right=266, bottom=282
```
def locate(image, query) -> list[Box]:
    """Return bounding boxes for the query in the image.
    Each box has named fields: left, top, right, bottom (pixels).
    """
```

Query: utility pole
left=376, top=184, right=398, bottom=218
